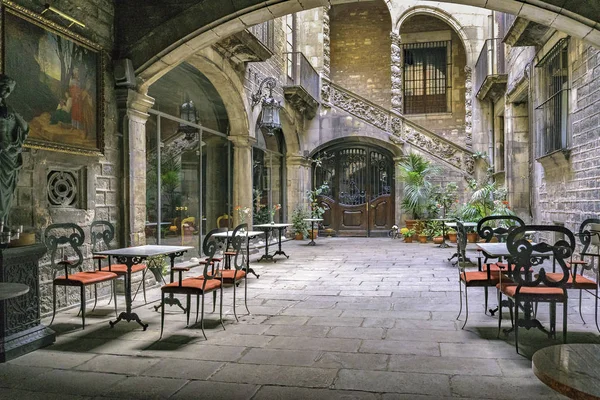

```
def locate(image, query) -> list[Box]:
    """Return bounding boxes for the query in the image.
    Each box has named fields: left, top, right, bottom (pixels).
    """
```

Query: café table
left=445, top=221, right=478, bottom=263
left=213, top=230, right=264, bottom=278
left=94, top=245, right=193, bottom=330
left=303, top=218, right=323, bottom=246
left=254, top=223, right=292, bottom=262
left=0, top=282, right=29, bottom=301
left=533, top=343, right=600, bottom=399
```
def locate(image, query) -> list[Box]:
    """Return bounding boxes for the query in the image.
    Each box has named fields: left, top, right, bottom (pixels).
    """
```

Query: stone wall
left=5, top=0, right=120, bottom=314
left=329, top=1, right=392, bottom=109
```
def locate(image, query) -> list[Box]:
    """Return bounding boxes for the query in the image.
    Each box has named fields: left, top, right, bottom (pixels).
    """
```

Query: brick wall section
left=329, top=2, right=392, bottom=108
left=400, top=15, right=467, bottom=146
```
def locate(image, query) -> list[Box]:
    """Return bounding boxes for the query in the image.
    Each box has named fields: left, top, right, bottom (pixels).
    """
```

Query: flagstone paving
left=2, top=237, right=598, bottom=399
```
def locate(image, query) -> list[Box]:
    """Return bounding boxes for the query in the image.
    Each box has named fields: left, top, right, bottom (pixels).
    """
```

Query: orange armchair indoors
left=45, top=223, right=118, bottom=329
left=180, top=216, right=196, bottom=245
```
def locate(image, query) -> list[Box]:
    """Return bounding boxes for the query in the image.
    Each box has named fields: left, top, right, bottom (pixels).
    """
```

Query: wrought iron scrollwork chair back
left=498, top=225, right=575, bottom=353
left=455, top=220, right=504, bottom=329
left=90, top=220, right=148, bottom=304
left=546, top=218, right=600, bottom=331
left=44, top=223, right=118, bottom=329
left=160, top=228, right=225, bottom=340
left=477, top=215, right=525, bottom=271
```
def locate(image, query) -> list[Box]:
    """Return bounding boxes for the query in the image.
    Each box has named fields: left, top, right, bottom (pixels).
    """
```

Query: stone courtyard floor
left=2, top=237, right=599, bottom=399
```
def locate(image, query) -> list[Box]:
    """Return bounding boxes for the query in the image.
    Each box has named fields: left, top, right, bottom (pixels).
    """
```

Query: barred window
left=285, top=14, right=296, bottom=80
left=536, top=38, right=569, bottom=156
left=403, top=41, right=451, bottom=114
left=249, top=20, right=275, bottom=53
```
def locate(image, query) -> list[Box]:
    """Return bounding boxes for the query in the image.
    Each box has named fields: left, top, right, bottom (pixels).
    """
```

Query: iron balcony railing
left=248, top=21, right=275, bottom=53
left=284, top=51, right=320, bottom=102
left=475, top=38, right=506, bottom=96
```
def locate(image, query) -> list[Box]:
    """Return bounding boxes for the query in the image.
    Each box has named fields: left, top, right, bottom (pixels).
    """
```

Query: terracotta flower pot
left=433, top=236, right=444, bottom=245
left=309, top=229, right=318, bottom=239
left=467, top=232, right=479, bottom=243
left=295, top=232, right=304, bottom=240
left=418, top=234, right=428, bottom=243
left=447, top=232, right=457, bottom=243
left=403, top=236, right=413, bottom=243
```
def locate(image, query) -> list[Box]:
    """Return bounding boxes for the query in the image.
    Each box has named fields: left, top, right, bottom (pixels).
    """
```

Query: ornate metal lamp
left=179, top=99, right=199, bottom=140
left=251, top=77, right=281, bottom=136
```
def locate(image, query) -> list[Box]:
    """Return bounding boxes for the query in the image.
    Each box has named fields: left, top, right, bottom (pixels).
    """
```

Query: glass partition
left=252, top=129, right=285, bottom=224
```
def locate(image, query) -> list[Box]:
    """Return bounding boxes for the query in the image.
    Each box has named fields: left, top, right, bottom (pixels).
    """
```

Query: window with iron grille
left=248, top=20, right=275, bottom=53
left=403, top=41, right=451, bottom=114
left=535, top=38, right=569, bottom=156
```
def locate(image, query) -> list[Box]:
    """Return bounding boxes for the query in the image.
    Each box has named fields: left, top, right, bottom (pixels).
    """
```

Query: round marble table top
left=533, top=344, right=600, bottom=400
left=0, top=282, right=30, bottom=300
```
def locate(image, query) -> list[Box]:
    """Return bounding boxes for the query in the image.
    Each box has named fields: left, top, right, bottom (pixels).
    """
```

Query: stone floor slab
left=211, top=364, right=338, bottom=388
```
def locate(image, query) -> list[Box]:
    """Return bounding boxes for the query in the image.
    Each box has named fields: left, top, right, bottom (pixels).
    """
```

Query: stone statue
left=0, top=75, right=29, bottom=225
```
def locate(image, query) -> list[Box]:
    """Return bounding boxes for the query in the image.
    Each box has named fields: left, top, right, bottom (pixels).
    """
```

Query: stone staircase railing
left=321, top=78, right=475, bottom=176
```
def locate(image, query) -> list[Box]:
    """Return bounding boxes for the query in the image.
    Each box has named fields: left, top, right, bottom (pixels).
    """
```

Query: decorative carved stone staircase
left=321, top=78, right=474, bottom=176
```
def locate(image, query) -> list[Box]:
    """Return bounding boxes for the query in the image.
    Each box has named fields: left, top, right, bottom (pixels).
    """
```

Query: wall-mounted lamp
left=42, top=4, right=85, bottom=28
left=251, top=77, right=281, bottom=136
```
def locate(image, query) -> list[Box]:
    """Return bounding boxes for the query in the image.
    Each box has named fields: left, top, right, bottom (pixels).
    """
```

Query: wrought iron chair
left=45, top=223, right=118, bottom=329
left=160, top=228, right=224, bottom=340
left=455, top=221, right=506, bottom=329
left=196, top=224, right=250, bottom=321
left=498, top=225, right=574, bottom=353
left=90, top=220, right=148, bottom=304
left=546, top=218, right=600, bottom=330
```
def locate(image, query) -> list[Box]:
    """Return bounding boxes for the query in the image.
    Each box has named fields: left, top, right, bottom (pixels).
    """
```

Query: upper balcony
left=501, top=12, right=552, bottom=47
left=475, top=38, right=507, bottom=102
left=283, top=52, right=320, bottom=119
left=213, top=21, right=274, bottom=66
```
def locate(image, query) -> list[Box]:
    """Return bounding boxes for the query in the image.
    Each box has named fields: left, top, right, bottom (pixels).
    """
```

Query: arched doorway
left=313, top=143, right=394, bottom=237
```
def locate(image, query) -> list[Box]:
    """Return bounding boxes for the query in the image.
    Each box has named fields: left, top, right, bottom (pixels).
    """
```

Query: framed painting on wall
left=1, top=1, right=104, bottom=155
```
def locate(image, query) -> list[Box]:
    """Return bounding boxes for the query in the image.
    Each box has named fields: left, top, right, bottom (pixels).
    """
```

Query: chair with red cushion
left=90, top=220, right=148, bottom=304
left=160, top=228, right=224, bottom=340
left=498, top=225, right=575, bottom=353
left=45, top=223, right=118, bottom=329
left=546, top=218, right=600, bottom=330
left=196, top=224, right=250, bottom=321
left=456, top=221, right=507, bottom=329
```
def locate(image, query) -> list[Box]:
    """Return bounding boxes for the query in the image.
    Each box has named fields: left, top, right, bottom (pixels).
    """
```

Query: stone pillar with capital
left=116, top=88, right=154, bottom=247
left=286, top=154, right=311, bottom=218
left=229, top=135, right=255, bottom=227
left=393, top=156, right=405, bottom=224
left=390, top=32, right=403, bottom=114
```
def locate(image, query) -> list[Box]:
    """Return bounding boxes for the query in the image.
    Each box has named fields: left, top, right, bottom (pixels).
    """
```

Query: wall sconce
left=41, top=4, right=85, bottom=28
left=251, top=77, right=281, bottom=136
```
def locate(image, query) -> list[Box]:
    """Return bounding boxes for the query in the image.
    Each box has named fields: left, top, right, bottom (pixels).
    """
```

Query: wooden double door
left=314, top=145, right=394, bottom=237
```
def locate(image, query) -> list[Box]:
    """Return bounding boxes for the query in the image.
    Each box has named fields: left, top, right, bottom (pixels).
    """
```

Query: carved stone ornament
left=0, top=75, right=29, bottom=225
left=390, top=32, right=403, bottom=113
left=330, top=86, right=389, bottom=131
left=322, top=6, right=331, bottom=80
left=464, top=66, right=473, bottom=148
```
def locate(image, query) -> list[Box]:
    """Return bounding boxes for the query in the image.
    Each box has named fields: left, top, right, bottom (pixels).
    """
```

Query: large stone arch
left=184, top=49, right=250, bottom=138
left=119, top=0, right=600, bottom=93
left=395, top=6, right=475, bottom=66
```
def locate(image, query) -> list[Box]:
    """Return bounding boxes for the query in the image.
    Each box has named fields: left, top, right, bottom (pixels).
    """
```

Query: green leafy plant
left=399, top=227, right=415, bottom=239
left=423, top=220, right=443, bottom=238
left=431, top=182, right=459, bottom=218
left=252, top=189, right=270, bottom=224
left=307, top=184, right=329, bottom=219
left=291, top=207, right=310, bottom=237
left=398, top=153, right=440, bottom=220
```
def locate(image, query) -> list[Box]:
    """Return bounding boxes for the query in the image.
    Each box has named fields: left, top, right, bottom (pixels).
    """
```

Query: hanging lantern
left=251, top=77, right=281, bottom=136
left=179, top=99, right=199, bottom=140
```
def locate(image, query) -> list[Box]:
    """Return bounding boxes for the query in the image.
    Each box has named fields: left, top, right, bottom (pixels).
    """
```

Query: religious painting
left=1, top=1, right=104, bottom=155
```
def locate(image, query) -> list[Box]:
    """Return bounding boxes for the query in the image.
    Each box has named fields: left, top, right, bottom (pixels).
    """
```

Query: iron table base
left=110, top=311, right=148, bottom=331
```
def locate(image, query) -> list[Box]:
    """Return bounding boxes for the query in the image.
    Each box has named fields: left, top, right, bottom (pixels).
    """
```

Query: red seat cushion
left=161, top=277, right=221, bottom=294
left=195, top=269, right=246, bottom=281
left=500, top=284, right=565, bottom=297
left=546, top=272, right=597, bottom=290
left=107, top=264, right=147, bottom=274
left=55, top=270, right=117, bottom=285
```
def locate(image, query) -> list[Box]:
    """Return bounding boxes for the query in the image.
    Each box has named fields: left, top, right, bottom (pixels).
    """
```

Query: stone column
left=390, top=32, right=403, bottom=114
left=116, top=88, right=155, bottom=247
left=394, top=156, right=405, bottom=224
left=229, top=135, right=255, bottom=227
left=204, top=136, right=226, bottom=231
left=286, top=154, right=311, bottom=217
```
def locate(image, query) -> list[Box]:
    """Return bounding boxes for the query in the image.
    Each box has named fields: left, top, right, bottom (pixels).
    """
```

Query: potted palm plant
left=398, top=153, right=439, bottom=232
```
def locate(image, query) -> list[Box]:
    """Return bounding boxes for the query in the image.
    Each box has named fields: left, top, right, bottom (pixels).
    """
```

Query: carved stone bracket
left=213, top=30, right=273, bottom=67
left=283, top=86, right=319, bottom=120
left=390, top=32, right=403, bottom=113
